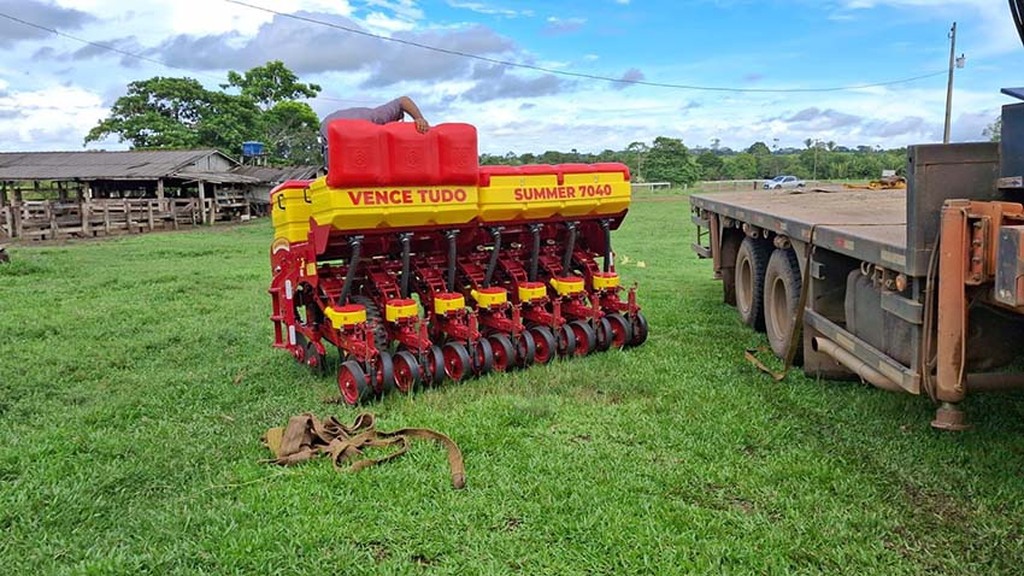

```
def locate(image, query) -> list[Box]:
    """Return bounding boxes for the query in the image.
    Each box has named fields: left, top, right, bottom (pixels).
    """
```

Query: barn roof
left=231, top=164, right=319, bottom=183
left=0, top=149, right=241, bottom=181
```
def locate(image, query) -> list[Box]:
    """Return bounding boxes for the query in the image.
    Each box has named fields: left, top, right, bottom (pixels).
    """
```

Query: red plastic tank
left=436, top=123, right=480, bottom=185
left=386, top=122, right=439, bottom=185
left=325, top=119, right=389, bottom=188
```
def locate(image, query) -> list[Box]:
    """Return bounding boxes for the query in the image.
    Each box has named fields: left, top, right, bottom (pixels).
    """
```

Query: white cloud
left=363, top=11, right=419, bottom=33
left=52, top=0, right=355, bottom=38
left=361, top=0, right=424, bottom=22
left=0, top=85, right=109, bottom=150
left=446, top=1, right=534, bottom=18
left=839, top=0, right=1021, bottom=56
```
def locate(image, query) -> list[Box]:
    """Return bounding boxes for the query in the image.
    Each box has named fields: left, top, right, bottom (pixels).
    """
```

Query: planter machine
left=269, top=120, right=647, bottom=404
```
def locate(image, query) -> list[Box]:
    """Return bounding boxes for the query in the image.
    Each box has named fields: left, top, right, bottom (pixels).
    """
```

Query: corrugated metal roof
left=0, top=149, right=233, bottom=181
left=231, top=165, right=319, bottom=183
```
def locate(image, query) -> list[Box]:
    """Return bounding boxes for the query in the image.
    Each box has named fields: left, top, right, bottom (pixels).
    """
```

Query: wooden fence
left=695, top=179, right=827, bottom=193
left=0, top=190, right=251, bottom=241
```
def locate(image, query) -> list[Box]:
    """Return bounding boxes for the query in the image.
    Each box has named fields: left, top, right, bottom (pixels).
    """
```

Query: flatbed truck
left=690, top=92, right=1024, bottom=429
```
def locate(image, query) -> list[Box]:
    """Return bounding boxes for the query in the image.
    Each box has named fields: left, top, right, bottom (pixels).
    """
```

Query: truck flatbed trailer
left=690, top=142, right=1024, bottom=429
left=690, top=187, right=909, bottom=273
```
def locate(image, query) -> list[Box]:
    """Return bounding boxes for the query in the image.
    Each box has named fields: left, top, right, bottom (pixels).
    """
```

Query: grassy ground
left=3, top=190, right=1024, bottom=575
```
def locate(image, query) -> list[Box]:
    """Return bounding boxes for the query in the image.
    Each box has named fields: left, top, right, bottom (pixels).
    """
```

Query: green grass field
left=3, top=190, right=1024, bottom=574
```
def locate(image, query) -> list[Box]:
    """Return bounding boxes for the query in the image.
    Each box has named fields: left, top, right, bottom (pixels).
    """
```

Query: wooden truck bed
left=690, top=187, right=913, bottom=273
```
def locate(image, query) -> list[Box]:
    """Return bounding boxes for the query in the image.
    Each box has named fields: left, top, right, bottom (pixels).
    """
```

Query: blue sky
left=0, top=0, right=1021, bottom=155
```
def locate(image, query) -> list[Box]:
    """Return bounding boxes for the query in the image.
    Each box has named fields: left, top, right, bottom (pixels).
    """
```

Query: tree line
left=87, top=61, right=909, bottom=184
left=482, top=137, right=908, bottom=186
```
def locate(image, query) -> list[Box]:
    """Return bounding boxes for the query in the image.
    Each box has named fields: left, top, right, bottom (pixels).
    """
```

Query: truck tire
left=764, top=248, right=803, bottom=362
left=735, top=237, right=769, bottom=331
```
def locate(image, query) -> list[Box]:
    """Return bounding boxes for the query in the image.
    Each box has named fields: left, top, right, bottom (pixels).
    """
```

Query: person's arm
left=398, top=96, right=430, bottom=133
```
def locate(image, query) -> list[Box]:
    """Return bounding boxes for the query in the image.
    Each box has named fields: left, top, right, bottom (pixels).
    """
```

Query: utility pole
left=943, top=22, right=958, bottom=144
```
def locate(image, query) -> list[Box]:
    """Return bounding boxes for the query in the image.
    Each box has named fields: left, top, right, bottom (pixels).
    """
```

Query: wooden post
left=198, top=181, right=208, bottom=225
left=47, top=200, right=58, bottom=239
left=156, top=178, right=166, bottom=211
left=13, top=203, right=22, bottom=238
left=147, top=201, right=155, bottom=231
left=125, top=199, right=135, bottom=233
left=0, top=181, right=6, bottom=207
left=211, top=183, right=218, bottom=223
left=82, top=199, right=91, bottom=236
left=103, top=202, right=111, bottom=234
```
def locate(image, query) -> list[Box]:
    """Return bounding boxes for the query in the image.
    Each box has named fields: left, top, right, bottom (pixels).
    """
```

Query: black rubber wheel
left=442, top=341, right=471, bottom=383
left=735, top=236, right=770, bottom=332
left=393, top=350, right=421, bottom=393
left=471, top=338, right=494, bottom=376
left=514, top=330, right=536, bottom=369
left=488, top=333, right=515, bottom=372
left=764, top=248, right=803, bottom=363
left=604, top=313, right=633, bottom=349
left=628, top=312, right=649, bottom=347
left=595, top=317, right=614, bottom=352
left=423, top=345, right=445, bottom=387
left=338, top=360, right=371, bottom=405
left=350, top=295, right=390, bottom=352
left=556, top=324, right=577, bottom=358
left=529, top=326, right=557, bottom=365
left=568, top=320, right=597, bottom=356
left=369, top=351, right=395, bottom=396
left=303, top=341, right=327, bottom=375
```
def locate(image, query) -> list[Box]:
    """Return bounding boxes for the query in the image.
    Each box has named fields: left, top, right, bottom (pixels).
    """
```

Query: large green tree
left=84, top=77, right=234, bottom=149
left=643, top=136, right=700, bottom=186
left=259, top=101, right=322, bottom=165
left=696, top=150, right=725, bottom=180
left=85, top=62, right=321, bottom=165
left=223, top=60, right=321, bottom=111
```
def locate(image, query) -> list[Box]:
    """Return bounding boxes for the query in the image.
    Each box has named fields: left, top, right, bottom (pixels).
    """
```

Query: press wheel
left=568, top=319, right=597, bottom=356
left=393, top=350, right=421, bottom=393
left=338, top=360, right=371, bottom=405
left=370, top=351, right=395, bottom=396
left=423, top=345, right=445, bottom=387
left=605, top=313, right=633, bottom=349
left=629, top=312, right=649, bottom=347
left=442, top=341, right=471, bottom=383
left=529, top=326, right=557, bottom=365
left=488, top=333, right=515, bottom=372
left=556, top=324, right=577, bottom=358
left=471, top=338, right=494, bottom=376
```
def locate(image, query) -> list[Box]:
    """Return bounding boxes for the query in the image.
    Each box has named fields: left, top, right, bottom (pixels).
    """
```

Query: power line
left=1, top=3, right=949, bottom=98
left=224, top=0, right=949, bottom=93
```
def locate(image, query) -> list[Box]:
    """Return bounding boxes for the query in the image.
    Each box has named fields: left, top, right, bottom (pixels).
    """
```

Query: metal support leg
left=339, top=235, right=363, bottom=305
left=528, top=224, right=542, bottom=282
left=445, top=229, right=460, bottom=293
left=600, top=219, right=612, bottom=273
left=562, top=221, right=578, bottom=275
left=484, top=226, right=503, bottom=288
left=933, top=201, right=970, bottom=431
left=399, top=232, right=412, bottom=298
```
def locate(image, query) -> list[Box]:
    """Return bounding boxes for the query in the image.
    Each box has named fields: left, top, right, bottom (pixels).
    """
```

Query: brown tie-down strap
left=261, top=412, right=466, bottom=489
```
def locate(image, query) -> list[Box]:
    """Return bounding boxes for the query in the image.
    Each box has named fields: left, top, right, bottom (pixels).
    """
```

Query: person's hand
left=414, top=118, right=430, bottom=133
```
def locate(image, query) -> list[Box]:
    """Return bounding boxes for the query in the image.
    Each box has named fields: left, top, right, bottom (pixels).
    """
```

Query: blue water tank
left=242, top=141, right=265, bottom=157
